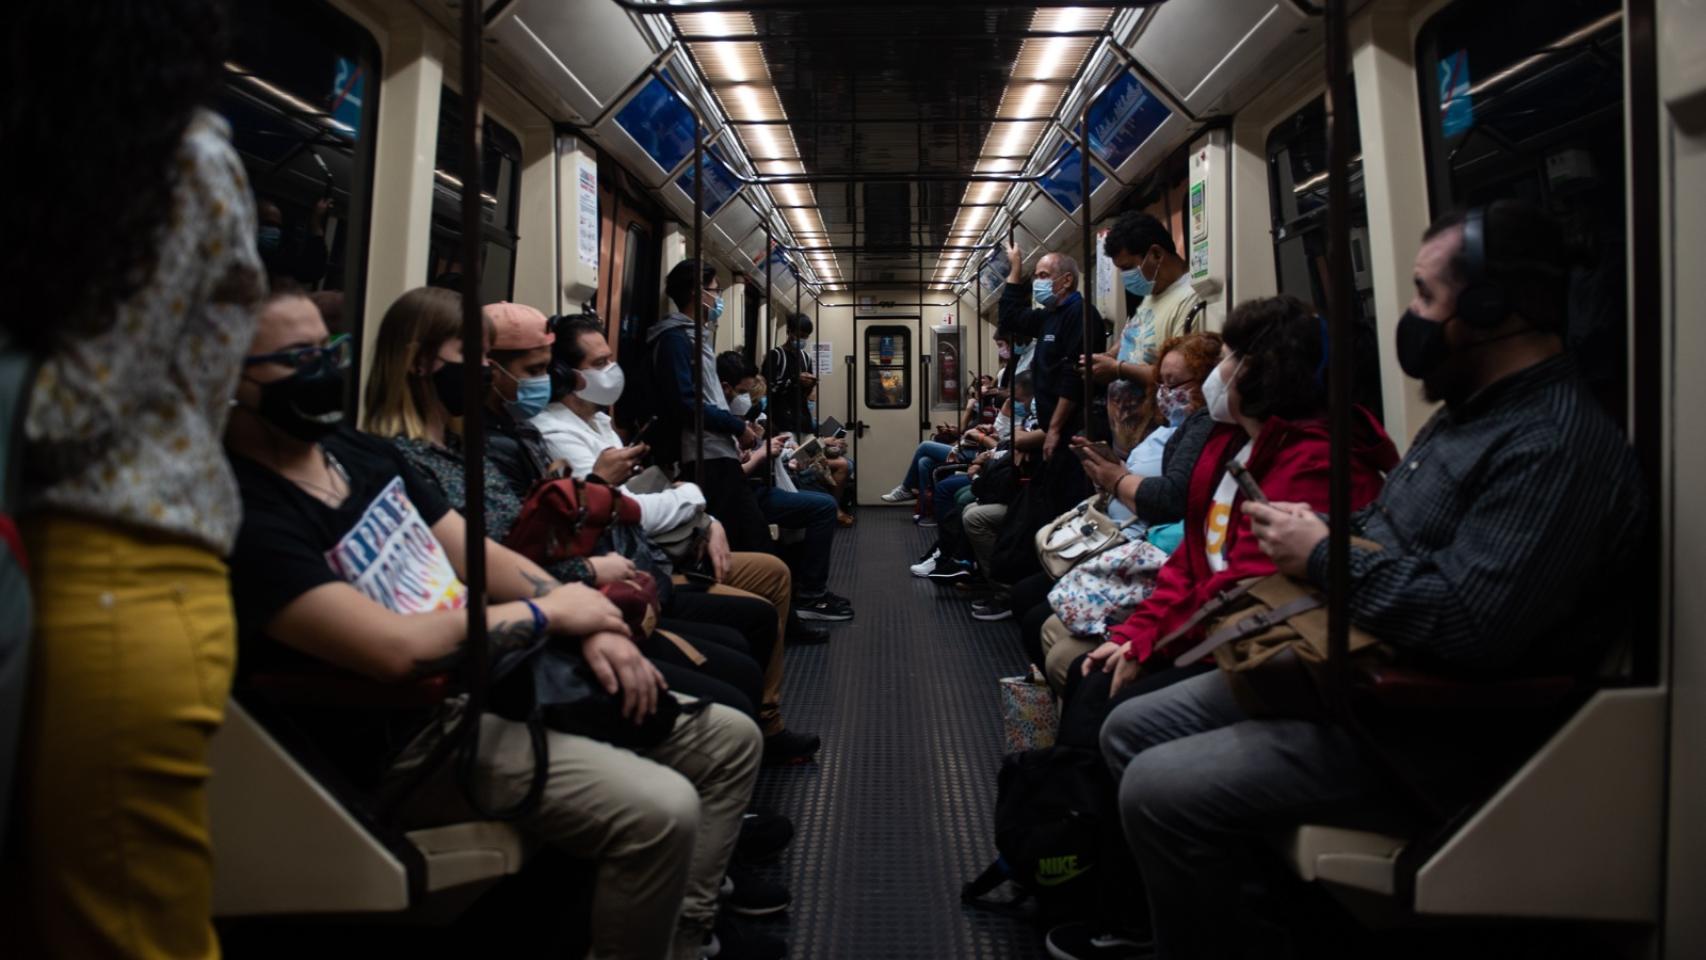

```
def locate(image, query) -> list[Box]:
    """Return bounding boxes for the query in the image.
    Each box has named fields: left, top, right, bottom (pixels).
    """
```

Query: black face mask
left=253, top=353, right=348, bottom=442
left=1396, top=309, right=1450, bottom=380
left=430, top=360, right=492, bottom=417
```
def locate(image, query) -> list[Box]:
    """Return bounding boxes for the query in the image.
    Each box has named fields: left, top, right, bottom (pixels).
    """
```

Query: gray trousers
left=1098, top=671, right=1393, bottom=959
left=961, top=502, right=1008, bottom=581
left=401, top=699, right=761, bottom=960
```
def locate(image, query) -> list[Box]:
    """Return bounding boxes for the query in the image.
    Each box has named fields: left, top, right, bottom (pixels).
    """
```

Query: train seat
left=209, top=671, right=532, bottom=918
left=1279, top=687, right=1665, bottom=923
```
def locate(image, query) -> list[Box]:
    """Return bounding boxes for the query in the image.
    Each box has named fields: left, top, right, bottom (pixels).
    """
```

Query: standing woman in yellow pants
left=1, top=3, right=265, bottom=956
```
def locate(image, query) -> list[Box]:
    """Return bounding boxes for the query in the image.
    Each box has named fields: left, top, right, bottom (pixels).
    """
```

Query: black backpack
left=962, top=746, right=1137, bottom=924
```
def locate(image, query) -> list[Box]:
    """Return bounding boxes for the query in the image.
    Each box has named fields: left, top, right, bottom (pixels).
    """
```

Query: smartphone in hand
left=1227, top=461, right=1269, bottom=505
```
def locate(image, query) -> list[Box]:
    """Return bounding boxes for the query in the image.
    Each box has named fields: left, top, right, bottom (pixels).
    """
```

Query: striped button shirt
left=1306, top=356, right=1645, bottom=675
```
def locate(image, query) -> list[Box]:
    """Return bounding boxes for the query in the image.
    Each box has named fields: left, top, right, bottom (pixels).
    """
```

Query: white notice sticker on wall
left=577, top=160, right=599, bottom=269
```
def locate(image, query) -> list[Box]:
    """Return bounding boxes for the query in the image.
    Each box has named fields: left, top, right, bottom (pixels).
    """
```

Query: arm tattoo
left=489, top=617, right=538, bottom=654
left=521, top=569, right=561, bottom=598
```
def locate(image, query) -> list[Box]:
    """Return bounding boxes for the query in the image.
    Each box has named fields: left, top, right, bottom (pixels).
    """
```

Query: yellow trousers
left=8, top=514, right=235, bottom=959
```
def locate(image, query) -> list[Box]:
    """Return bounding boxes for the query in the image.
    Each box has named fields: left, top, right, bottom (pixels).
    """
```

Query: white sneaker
left=910, top=550, right=940, bottom=577
left=880, top=484, right=917, bottom=503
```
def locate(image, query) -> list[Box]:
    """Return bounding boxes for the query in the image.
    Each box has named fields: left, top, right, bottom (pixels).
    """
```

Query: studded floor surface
left=749, top=508, right=1045, bottom=960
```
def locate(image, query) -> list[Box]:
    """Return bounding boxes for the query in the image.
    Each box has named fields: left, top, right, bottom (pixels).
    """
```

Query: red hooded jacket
left=1109, top=408, right=1397, bottom=661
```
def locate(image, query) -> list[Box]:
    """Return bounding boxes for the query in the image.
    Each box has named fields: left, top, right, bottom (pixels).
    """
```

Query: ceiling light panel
left=675, top=11, right=839, bottom=285
left=937, top=6, right=1111, bottom=287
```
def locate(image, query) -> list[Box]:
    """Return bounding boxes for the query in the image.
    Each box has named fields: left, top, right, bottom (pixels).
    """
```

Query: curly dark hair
left=1221, top=294, right=1329, bottom=421
left=2, top=1, right=230, bottom=352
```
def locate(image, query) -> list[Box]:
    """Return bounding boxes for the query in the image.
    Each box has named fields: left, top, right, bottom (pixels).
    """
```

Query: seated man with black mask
left=225, top=288, right=762, bottom=960
left=1094, top=200, right=1645, bottom=960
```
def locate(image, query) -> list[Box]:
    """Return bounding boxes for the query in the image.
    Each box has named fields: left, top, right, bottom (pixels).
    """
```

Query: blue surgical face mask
left=257, top=224, right=284, bottom=252
left=514, top=374, right=552, bottom=419
left=1122, top=255, right=1157, bottom=298
left=707, top=296, right=725, bottom=325
left=1032, top=277, right=1057, bottom=308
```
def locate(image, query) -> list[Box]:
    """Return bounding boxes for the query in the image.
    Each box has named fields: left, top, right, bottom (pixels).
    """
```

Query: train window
left=426, top=86, right=522, bottom=305
left=1416, top=0, right=1626, bottom=417
left=617, top=222, right=655, bottom=347
left=1266, top=84, right=1383, bottom=421
left=864, top=326, right=912, bottom=410
left=219, top=0, right=380, bottom=341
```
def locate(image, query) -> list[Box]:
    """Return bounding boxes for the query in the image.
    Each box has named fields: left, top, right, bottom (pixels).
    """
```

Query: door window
left=865, top=326, right=912, bottom=410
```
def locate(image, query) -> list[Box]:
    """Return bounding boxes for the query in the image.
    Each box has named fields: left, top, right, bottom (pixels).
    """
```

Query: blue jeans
left=1098, top=672, right=1399, bottom=959
left=753, top=484, right=837, bottom=596
left=933, top=472, right=973, bottom=525
left=902, top=441, right=954, bottom=494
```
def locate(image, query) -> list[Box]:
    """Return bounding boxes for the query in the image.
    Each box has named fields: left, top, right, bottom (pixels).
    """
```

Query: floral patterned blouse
left=390, top=434, right=596, bottom=586
left=24, top=111, right=264, bottom=554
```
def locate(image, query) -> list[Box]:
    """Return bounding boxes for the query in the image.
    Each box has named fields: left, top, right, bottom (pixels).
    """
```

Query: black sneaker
left=817, top=590, right=854, bottom=612
left=970, top=594, right=1013, bottom=621
left=735, top=807, right=794, bottom=863
left=796, top=595, right=853, bottom=622
left=1044, top=922, right=1153, bottom=960
left=785, top=622, right=831, bottom=645
left=926, top=560, right=974, bottom=582
left=725, top=865, right=791, bottom=917
left=705, top=915, right=787, bottom=959
left=762, top=729, right=821, bottom=767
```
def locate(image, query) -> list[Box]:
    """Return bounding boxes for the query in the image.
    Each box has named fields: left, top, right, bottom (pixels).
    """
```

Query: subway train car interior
left=3, top=0, right=1704, bottom=958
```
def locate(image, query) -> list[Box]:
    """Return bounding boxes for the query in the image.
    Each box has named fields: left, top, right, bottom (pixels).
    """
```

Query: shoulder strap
left=1183, top=300, right=1208, bottom=335
left=1153, top=578, right=1262, bottom=661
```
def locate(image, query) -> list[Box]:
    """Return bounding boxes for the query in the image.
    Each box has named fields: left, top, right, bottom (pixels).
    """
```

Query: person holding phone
left=1079, top=297, right=1396, bottom=695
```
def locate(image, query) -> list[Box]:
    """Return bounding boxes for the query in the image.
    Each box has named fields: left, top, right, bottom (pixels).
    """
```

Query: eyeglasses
left=245, top=334, right=351, bottom=370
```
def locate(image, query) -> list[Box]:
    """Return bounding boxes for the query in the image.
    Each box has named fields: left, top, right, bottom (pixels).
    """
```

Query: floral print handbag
left=1047, top=536, right=1171, bottom=638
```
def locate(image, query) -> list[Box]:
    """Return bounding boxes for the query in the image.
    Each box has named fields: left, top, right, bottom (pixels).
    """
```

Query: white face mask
left=1202, top=359, right=1240, bottom=425
left=575, top=362, right=625, bottom=406
left=728, top=393, right=753, bottom=417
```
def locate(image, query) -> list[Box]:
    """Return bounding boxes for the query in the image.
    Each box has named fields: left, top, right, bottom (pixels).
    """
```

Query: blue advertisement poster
left=1438, top=49, right=1474, bottom=138
left=676, top=149, right=740, bottom=216
left=328, top=58, right=365, bottom=139
left=1039, top=141, right=1107, bottom=214
left=979, top=248, right=1009, bottom=298
left=614, top=71, right=698, bottom=175
left=1087, top=71, right=1171, bottom=171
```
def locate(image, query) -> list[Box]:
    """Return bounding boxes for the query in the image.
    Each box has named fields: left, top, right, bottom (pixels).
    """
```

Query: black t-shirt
left=228, top=428, right=460, bottom=785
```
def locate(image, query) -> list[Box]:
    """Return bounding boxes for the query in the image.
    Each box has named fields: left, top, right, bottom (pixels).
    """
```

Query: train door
left=853, top=316, right=922, bottom=506
left=597, top=168, right=662, bottom=357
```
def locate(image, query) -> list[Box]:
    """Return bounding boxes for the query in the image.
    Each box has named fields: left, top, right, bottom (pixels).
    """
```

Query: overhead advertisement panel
left=1087, top=71, right=1172, bottom=170
left=613, top=71, right=697, bottom=176
left=676, top=149, right=740, bottom=216
left=1039, top=141, right=1108, bottom=214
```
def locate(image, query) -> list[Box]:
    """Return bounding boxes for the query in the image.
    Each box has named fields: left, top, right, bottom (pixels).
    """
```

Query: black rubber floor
left=750, top=508, right=1045, bottom=960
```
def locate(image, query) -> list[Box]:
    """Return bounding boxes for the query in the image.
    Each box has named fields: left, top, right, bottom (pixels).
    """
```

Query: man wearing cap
left=482, top=300, right=562, bottom=494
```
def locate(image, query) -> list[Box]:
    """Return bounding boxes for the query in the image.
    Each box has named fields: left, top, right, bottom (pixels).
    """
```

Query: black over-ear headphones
left=546, top=314, right=581, bottom=398
left=1456, top=206, right=1509, bottom=329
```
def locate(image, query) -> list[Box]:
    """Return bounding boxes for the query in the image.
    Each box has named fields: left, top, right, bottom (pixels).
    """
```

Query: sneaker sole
left=971, top=610, right=1014, bottom=622
left=927, top=572, right=971, bottom=582
left=727, top=901, right=792, bottom=918
left=909, top=567, right=936, bottom=578
left=795, top=609, right=853, bottom=622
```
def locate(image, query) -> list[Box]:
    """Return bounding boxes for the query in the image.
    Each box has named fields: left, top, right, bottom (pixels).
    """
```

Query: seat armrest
left=1352, top=665, right=1576, bottom=711
left=246, top=671, right=453, bottom=710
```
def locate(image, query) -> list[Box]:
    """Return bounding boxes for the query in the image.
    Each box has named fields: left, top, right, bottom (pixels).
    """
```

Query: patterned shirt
left=1307, top=356, right=1644, bottom=675
left=24, top=111, right=264, bottom=553
left=1116, top=272, right=1199, bottom=366
left=391, top=434, right=595, bottom=586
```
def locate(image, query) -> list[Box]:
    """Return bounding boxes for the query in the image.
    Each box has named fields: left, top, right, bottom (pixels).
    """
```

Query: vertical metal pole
left=976, top=267, right=985, bottom=422
left=1079, top=102, right=1096, bottom=442
left=1324, top=0, right=1353, bottom=720
left=813, top=290, right=821, bottom=427
left=764, top=222, right=775, bottom=488
left=693, top=118, right=706, bottom=471
left=457, top=0, right=488, bottom=690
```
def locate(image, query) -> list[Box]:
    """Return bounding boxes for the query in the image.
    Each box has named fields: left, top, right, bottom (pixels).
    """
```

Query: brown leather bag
left=1157, top=541, right=1392, bottom=719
